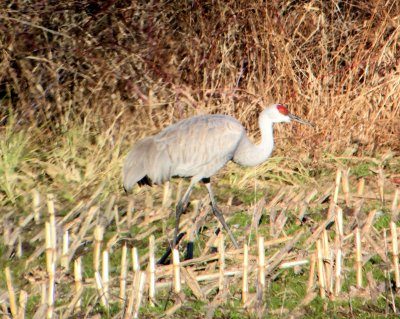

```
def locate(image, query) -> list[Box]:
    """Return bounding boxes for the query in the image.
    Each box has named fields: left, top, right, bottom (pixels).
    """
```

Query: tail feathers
left=138, top=175, right=152, bottom=186
left=123, top=136, right=172, bottom=191
left=122, top=137, right=152, bottom=191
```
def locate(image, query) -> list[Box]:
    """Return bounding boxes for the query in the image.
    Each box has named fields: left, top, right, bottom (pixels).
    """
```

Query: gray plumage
left=123, top=104, right=312, bottom=251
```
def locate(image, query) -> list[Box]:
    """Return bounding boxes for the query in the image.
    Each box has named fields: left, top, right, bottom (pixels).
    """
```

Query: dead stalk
left=242, top=243, right=249, bottom=304
left=74, top=257, right=82, bottom=312
left=390, top=222, right=400, bottom=289
left=316, top=239, right=326, bottom=299
left=5, top=267, right=18, bottom=317
left=120, top=244, right=128, bottom=305
left=173, top=249, right=181, bottom=293
left=355, top=228, right=362, bottom=288
left=148, top=235, right=156, bottom=305
left=219, top=234, right=225, bottom=291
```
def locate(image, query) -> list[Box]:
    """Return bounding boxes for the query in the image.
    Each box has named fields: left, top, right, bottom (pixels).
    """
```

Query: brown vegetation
left=1, top=0, right=399, bottom=155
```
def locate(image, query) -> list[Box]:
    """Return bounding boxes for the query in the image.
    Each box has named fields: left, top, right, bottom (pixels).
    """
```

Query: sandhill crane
left=123, top=104, right=312, bottom=256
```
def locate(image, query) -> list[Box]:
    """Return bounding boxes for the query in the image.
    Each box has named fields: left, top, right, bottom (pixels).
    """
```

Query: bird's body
left=123, top=112, right=279, bottom=189
left=123, top=104, right=312, bottom=256
left=123, top=114, right=244, bottom=188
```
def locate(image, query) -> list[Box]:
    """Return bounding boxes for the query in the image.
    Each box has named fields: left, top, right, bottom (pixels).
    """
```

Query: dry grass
left=1, top=0, right=400, bottom=318
left=0, top=0, right=399, bottom=154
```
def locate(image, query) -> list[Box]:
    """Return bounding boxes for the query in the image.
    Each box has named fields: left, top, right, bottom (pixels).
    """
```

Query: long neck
left=233, top=116, right=275, bottom=167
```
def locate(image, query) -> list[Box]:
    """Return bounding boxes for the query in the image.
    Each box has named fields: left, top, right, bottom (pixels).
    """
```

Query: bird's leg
left=157, top=232, right=185, bottom=265
left=158, top=180, right=198, bottom=265
left=204, top=181, right=239, bottom=249
left=173, top=200, right=188, bottom=247
left=172, top=180, right=195, bottom=248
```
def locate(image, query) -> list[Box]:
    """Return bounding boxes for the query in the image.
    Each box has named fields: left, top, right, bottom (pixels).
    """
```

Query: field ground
left=0, top=124, right=399, bottom=318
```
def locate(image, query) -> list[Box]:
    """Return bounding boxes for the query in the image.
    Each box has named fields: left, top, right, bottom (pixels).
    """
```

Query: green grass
left=0, top=122, right=399, bottom=318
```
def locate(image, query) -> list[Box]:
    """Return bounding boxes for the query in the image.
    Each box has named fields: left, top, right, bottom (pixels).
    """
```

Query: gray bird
left=123, top=104, right=312, bottom=252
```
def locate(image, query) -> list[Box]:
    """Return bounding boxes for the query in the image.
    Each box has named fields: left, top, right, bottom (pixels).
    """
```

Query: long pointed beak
left=289, top=113, right=314, bottom=127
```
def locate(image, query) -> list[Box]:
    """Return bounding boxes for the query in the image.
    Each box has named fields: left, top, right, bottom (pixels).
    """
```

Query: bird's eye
left=277, top=104, right=289, bottom=115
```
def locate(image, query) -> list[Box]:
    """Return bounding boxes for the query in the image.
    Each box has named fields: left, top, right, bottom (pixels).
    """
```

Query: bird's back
left=123, top=114, right=245, bottom=190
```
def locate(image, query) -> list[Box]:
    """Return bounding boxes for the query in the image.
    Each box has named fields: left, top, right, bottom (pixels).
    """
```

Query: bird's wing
left=153, top=115, right=245, bottom=179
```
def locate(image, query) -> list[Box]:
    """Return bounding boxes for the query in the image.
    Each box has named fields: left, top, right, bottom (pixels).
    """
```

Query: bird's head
left=261, top=104, right=313, bottom=126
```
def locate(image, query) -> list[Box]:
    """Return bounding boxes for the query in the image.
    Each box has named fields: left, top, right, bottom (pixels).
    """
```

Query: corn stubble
left=1, top=0, right=400, bottom=318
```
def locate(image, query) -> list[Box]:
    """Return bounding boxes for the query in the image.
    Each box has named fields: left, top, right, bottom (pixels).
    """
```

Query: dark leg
left=173, top=201, right=187, bottom=247
left=205, top=181, right=239, bottom=249
left=172, top=180, right=196, bottom=247
left=185, top=242, right=194, bottom=260
left=157, top=232, right=185, bottom=265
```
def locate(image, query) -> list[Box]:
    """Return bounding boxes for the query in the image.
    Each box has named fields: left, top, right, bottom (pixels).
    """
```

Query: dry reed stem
left=132, top=247, right=140, bottom=272
left=267, top=230, right=304, bottom=273
left=298, top=189, right=318, bottom=222
left=378, top=166, right=385, bottom=205
left=32, top=189, right=41, bottom=224
left=125, top=271, right=140, bottom=319
left=333, top=169, right=342, bottom=205
left=201, top=229, right=220, bottom=257
left=94, top=272, right=108, bottom=308
left=392, top=189, right=399, bottom=220
left=316, top=239, right=326, bottom=299
left=361, top=210, right=377, bottom=235
left=5, top=267, right=18, bottom=317
left=47, top=194, right=57, bottom=251
left=41, top=283, right=46, bottom=305
left=74, top=257, right=82, bottom=312
left=248, top=198, right=266, bottom=237
left=120, top=244, right=128, bottom=306
left=18, top=290, right=27, bottom=319
left=242, top=243, right=249, bottom=304
left=16, top=237, right=22, bottom=259
left=67, top=206, right=97, bottom=264
left=334, top=206, right=343, bottom=296
left=181, top=267, right=205, bottom=300
left=342, top=168, right=351, bottom=206
left=305, top=216, right=335, bottom=249
left=390, top=221, right=400, bottom=289
left=46, top=252, right=55, bottom=319
left=127, top=199, right=134, bottom=228
left=61, top=230, right=69, bottom=270
left=148, top=235, right=156, bottom=305
left=355, top=228, right=363, bottom=288
left=172, top=249, right=181, bottom=293
left=45, top=222, right=53, bottom=272
left=322, top=230, right=333, bottom=294
left=307, top=253, right=316, bottom=293
left=104, top=195, right=116, bottom=223
left=257, top=236, right=265, bottom=288
left=383, top=229, right=397, bottom=314
left=113, top=205, right=121, bottom=234
left=102, top=250, right=110, bottom=302
left=357, top=178, right=365, bottom=196
left=156, top=258, right=310, bottom=290
left=219, top=234, right=226, bottom=291
left=133, top=272, right=146, bottom=319
left=364, top=234, right=389, bottom=263
left=93, top=225, right=104, bottom=273
left=164, top=296, right=185, bottom=317
left=334, top=248, right=342, bottom=298
left=162, top=181, right=172, bottom=208
left=1, top=303, right=8, bottom=319
left=63, top=287, right=83, bottom=319
left=280, top=259, right=309, bottom=268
